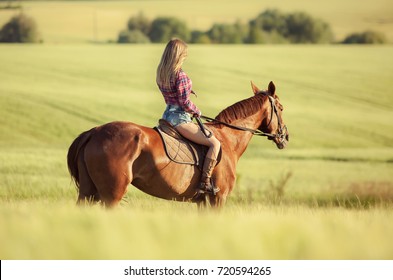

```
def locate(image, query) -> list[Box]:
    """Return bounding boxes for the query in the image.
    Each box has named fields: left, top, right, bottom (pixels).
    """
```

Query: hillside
left=1, top=44, right=393, bottom=158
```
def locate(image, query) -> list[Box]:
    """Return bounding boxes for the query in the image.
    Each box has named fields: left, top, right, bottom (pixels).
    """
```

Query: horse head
left=251, top=81, right=289, bottom=149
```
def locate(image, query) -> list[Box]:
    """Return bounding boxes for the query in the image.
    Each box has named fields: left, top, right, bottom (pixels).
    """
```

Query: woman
left=156, top=38, right=221, bottom=195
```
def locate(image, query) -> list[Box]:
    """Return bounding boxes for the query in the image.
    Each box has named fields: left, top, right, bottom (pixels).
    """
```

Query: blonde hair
left=156, top=38, right=188, bottom=88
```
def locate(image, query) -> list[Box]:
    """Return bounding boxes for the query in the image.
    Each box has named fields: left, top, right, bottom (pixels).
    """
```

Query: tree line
left=0, top=9, right=387, bottom=44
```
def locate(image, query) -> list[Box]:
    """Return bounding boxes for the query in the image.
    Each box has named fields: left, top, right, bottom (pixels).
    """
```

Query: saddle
left=154, top=119, right=220, bottom=169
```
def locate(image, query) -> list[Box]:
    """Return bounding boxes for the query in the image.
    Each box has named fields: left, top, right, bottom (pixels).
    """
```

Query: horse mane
left=215, top=92, right=269, bottom=124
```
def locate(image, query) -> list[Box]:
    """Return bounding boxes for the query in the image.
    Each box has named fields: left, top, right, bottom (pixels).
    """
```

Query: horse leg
left=85, top=128, right=145, bottom=208
left=209, top=166, right=234, bottom=208
left=197, top=193, right=228, bottom=210
left=93, top=166, right=131, bottom=208
left=214, top=192, right=228, bottom=208
left=76, top=150, right=100, bottom=205
left=84, top=148, right=135, bottom=208
left=196, top=195, right=208, bottom=210
left=196, top=194, right=211, bottom=209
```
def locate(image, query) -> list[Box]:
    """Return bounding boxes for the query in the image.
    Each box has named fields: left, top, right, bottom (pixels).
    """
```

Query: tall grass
left=1, top=201, right=392, bottom=259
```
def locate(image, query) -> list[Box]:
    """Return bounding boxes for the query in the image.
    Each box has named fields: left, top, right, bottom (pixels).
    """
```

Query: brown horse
left=67, top=81, right=289, bottom=208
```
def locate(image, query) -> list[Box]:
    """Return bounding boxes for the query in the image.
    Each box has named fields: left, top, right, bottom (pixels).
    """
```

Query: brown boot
left=198, top=157, right=220, bottom=195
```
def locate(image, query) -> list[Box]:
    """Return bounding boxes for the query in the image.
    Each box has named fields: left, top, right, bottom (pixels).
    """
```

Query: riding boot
left=198, top=157, right=220, bottom=195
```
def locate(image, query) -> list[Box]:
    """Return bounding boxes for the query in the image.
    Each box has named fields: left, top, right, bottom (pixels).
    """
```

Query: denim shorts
left=162, top=105, right=192, bottom=127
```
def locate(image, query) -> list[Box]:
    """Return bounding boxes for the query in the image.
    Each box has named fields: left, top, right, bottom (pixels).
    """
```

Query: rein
left=197, top=96, right=287, bottom=139
left=198, top=115, right=274, bottom=137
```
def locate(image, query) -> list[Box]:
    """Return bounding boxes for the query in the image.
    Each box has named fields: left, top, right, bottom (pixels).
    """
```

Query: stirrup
left=198, top=182, right=220, bottom=195
left=192, top=184, right=220, bottom=202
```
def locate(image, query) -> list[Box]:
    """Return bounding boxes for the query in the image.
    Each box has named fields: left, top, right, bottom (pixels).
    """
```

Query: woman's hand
left=193, top=112, right=201, bottom=118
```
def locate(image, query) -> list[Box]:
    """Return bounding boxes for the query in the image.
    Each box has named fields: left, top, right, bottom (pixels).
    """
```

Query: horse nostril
left=277, top=142, right=285, bottom=149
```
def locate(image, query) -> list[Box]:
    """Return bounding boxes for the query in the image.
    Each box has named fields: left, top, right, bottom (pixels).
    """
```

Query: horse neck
left=215, top=94, right=270, bottom=160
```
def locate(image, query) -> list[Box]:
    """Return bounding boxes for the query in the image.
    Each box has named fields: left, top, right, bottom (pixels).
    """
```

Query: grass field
left=1, top=0, right=393, bottom=43
left=1, top=43, right=393, bottom=259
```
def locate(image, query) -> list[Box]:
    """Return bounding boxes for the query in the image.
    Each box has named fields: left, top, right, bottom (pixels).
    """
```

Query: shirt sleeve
left=176, top=70, right=201, bottom=116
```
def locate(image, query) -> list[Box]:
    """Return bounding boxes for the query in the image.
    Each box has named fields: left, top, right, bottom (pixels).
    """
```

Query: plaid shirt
left=158, top=69, right=201, bottom=116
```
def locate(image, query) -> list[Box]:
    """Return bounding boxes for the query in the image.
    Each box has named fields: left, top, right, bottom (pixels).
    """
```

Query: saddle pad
left=155, top=121, right=207, bottom=168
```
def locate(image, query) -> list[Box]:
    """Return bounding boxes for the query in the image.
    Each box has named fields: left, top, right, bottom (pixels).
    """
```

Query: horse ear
left=268, top=81, right=276, bottom=96
left=251, top=81, right=260, bottom=95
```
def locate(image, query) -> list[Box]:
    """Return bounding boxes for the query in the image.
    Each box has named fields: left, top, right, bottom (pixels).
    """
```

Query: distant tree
left=0, top=0, right=21, bottom=10
left=0, top=13, right=40, bottom=43
left=117, top=8, right=337, bottom=45
left=248, top=9, right=333, bottom=44
left=206, top=21, right=247, bottom=44
left=190, top=30, right=211, bottom=44
left=233, top=20, right=249, bottom=43
left=117, top=29, right=150, bottom=43
left=249, top=9, right=287, bottom=35
left=127, top=12, right=151, bottom=36
left=247, top=26, right=288, bottom=44
left=284, top=12, right=333, bottom=43
left=342, top=30, right=387, bottom=44
left=148, top=17, right=190, bottom=43
left=247, top=26, right=266, bottom=44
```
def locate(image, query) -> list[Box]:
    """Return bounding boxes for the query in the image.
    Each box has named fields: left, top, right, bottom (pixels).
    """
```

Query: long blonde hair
left=156, top=38, right=188, bottom=88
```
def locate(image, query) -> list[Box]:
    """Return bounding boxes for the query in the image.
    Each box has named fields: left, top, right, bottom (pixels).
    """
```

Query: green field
left=1, top=0, right=393, bottom=260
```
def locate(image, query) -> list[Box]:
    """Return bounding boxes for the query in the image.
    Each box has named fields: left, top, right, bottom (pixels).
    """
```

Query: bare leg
left=176, top=122, right=221, bottom=195
left=176, top=123, right=220, bottom=160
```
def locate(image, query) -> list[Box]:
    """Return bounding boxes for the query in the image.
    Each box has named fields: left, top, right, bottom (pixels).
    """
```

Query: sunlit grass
left=1, top=200, right=392, bottom=259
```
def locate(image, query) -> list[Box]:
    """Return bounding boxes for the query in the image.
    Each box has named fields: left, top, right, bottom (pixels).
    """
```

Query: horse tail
left=67, top=128, right=95, bottom=190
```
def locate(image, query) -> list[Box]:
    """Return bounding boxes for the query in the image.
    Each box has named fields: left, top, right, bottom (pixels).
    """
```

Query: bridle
left=197, top=95, right=288, bottom=141
left=264, top=95, right=288, bottom=143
